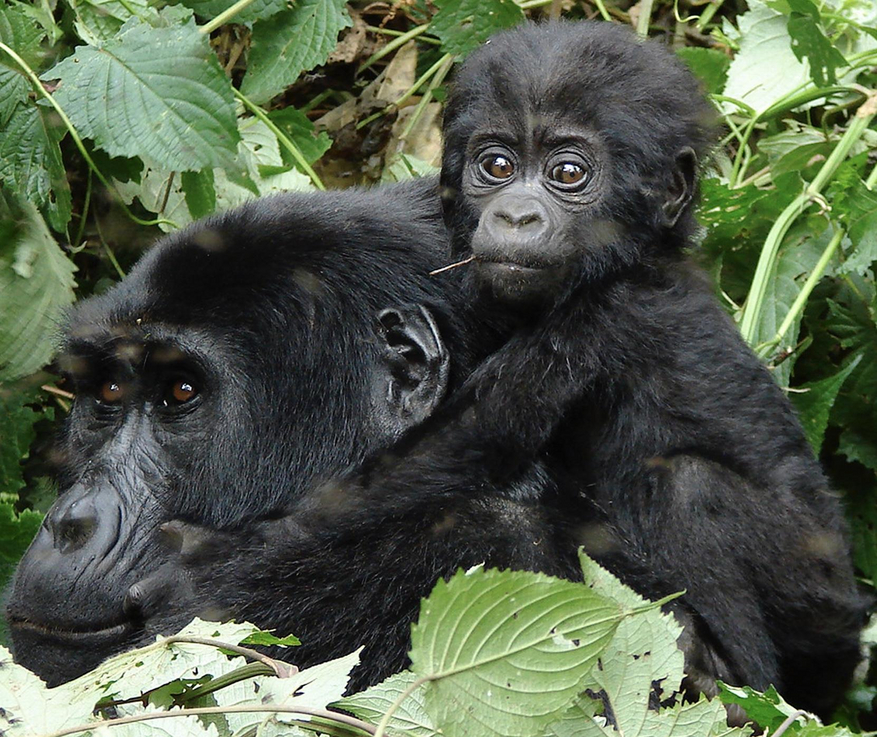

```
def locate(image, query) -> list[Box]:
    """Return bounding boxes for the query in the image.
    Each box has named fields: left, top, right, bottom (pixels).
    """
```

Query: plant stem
left=756, top=228, right=844, bottom=358
left=357, top=53, right=451, bottom=130
left=636, top=0, right=654, bottom=36
left=200, top=0, right=261, bottom=35
left=374, top=676, right=431, bottom=737
left=399, top=54, right=453, bottom=142
left=44, top=704, right=375, bottom=737
left=358, top=24, right=430, bottom=74
left=592, top=0, right=612, bottom=21
left=739, top=92, right=877, bottom=345
left=695, top=0, right=724, bottom=30
left=0, top=42, right=176, bottom=229
left=233, top=88, right=326, bottom=190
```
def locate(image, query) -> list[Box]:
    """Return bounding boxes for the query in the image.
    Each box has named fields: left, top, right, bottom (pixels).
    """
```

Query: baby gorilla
left=432, top=21, right=865, bottom=715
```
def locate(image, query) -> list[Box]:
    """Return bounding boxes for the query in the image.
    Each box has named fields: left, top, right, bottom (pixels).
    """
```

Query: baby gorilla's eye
left=481, top=154, right=515, bottom=181
left=98, top=381, right=124, bottom=404
left=165, top=379, right=198, bottom=406
left=550, top=162, right=587, bottom=186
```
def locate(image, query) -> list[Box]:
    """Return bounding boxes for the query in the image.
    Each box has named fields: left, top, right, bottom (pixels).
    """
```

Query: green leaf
left=337, top=671, right=439, bottom=737
left=69, top=0, right=153, bottom=45
left=181, top=0, right=287, bottom=25
left=242, top=0, right=352, bottom=105
left=0, top=503, right=43, bottom=595
left=786, top=0, right=847, bottom=87
left=0, top=102, right=73, bottom=232
left=238, top=630, right=301, bottom=647
left=759, top=124, right=831, bottom=180
left=267, top=106, right=332, bottom=166
left=573, top=554, right=685, bottom=737
left=382, top=153, right=439, bottom=183
left=46, top=18, right=240, bottom=171
left=181, top=169, right=216, bottom=219
left=0, top=392, right=41, bottom=494
left=548, top=693, right=745, bottom=737
left=829, top=165, right=877, bottom=277
left=848, top=489, right=877, bottom=584
left=676, top=47, right=730, bottom=96
left=431, top=0, right=523, bottom=57
left=0, top=2, right=46, bottom=126
left=791, top=355, right=861, bottom=454
left=409, top=566, right=621, bottom=737
left=0, top=189, right=76, bottom=382
left=718, top=683, right=802, bottom=732
left=722, top=1, right=811, bottom=115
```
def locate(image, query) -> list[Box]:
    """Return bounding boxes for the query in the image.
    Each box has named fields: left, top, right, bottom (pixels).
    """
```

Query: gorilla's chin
left=474, top=260, right=573, bottom=307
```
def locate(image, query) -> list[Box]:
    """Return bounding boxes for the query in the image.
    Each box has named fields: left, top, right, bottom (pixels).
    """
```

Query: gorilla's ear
left=375, top=304, right=450, bottom=436
left=662, top=147, right=697, bottom=227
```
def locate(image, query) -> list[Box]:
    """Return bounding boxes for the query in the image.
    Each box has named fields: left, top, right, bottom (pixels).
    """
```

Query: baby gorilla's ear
left=662, top=147, right=697, bottom=227
left=374, top=304, right=450, bottom=437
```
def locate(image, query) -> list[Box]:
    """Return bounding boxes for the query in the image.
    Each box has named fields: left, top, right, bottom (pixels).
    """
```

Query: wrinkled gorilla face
left=6, top=182, right=465, bottom=685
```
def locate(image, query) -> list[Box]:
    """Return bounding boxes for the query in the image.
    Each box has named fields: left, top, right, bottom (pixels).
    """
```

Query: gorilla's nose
left=45, top=481, right=120, bottom=554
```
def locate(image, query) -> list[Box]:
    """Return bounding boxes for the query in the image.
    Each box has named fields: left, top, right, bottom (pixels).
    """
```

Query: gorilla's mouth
left=9, top=615, right=134, bottom=641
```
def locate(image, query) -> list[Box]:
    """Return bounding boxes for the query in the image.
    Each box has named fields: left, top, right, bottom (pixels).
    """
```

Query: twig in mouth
left=429, top=255, right=476, bottom=275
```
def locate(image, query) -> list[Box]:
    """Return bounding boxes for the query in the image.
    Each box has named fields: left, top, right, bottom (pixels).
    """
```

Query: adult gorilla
left=6, top=177, right=571, bottom=687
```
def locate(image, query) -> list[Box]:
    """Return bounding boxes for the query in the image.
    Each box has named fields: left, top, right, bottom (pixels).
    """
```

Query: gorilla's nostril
left=52, top=499, right=98, bottom=553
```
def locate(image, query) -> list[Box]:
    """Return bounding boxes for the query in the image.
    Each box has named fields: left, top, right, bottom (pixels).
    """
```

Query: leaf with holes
left=410, top=567, right=621, bottom=737
left=242, top=0, right=351, bottom=105
left=45, top=16, right=239, bottom=171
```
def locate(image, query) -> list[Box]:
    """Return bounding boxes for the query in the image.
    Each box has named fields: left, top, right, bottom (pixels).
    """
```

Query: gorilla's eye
left=550, top=162, right=588, bottom=187
left=98, top=381, right=124, bottom=404
left=480, top=154, right=515, bottom=181
left=165, top=379, right=198, bottom=406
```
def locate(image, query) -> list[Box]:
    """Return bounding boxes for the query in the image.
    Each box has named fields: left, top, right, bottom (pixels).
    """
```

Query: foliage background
left=0, top=0, right=876, bottom=727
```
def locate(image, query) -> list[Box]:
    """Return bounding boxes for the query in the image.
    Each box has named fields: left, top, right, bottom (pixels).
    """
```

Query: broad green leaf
left=759, top=124, right=831, bottom=179
left=70, top=0, right=153, bottom=45
left=718, top=683, right=802, bottom=732
left=722, top=1, right=811, bottom=115
left=337, top=671, right=439, bottom=737
left=676, top=47, right=730, bottom=96
left=0, top=102, right=72, bottom=232
left=115, top=118, right=313, bottom=230
left=0, top=189, right=76, bottom=382
left=791, top=356, right=861, bottom=454
left=0, top=2, right=46, bottom=125
left=242, top=0, right=352, bottom=105
left=208, top=650, right=359, bottom=736
left=549, top=693, right=748, bottom=737
left=181, top=169, right=217, bottom=219
left=268, top=106, right=333, bottom=166
left=410, top=566, right=621, bottom=737
left=574, top=553, right=684, bottom=737
left=431, top=0, right=523, bottom=57
left=46, top=18, right=240, bottom=171
left=181, top=0, right=287, bottom=25
left=0, top=646, right=96, bottom=737
left=786, top=0, right=847, bottom=87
